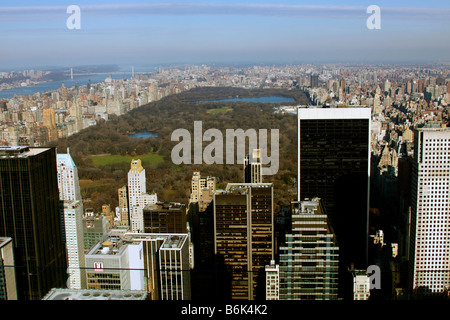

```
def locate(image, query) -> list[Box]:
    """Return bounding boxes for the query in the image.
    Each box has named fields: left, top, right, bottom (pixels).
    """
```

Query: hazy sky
left=1, top=0, right=450, bottom=70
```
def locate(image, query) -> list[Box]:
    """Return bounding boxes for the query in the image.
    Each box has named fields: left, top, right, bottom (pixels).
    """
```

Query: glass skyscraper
left=0, top=146, right=67, bottom=300
left=297, top=106, right=371, bottom=298
left=279, top=198, right=339, bottom=300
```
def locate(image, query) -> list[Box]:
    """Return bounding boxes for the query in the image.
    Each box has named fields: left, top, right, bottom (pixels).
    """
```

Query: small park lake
left=128, top=131, right=158, bottom=139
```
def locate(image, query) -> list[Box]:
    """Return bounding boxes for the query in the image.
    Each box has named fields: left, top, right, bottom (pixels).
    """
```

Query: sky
left=0, top=0, right=450, bottom=70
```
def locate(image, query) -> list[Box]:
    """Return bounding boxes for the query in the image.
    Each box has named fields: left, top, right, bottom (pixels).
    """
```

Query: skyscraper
left=62, top=200, right=86, bottom=289
left=244, top=149, right=263, bottom=184
left=57, top=149, right=81, bottom=201
left=189, top=170, right=216, bottom=210
left=297, top=106, right=371, bottom=297
left=213, top=183, right=274, bottom=300
left=127, top=159, right=157, bottom=232
left=118, top=185, right=129, bottom=227
left=278, top=198, right=339, bottom=300
left=310, top=74, right=319, bottom=88
left=409, top=126, right=450, bottom=298
left=0, top=146, right=67, bottom=300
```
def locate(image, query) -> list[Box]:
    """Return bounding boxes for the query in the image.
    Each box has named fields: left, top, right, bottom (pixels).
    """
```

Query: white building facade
left=56, top=149, right=81, bottom=201
left=410, top=126, right=450, bottom=298
left=63, top=200, right=86, bottom=289
left=127, top=159, right=157, bottom=232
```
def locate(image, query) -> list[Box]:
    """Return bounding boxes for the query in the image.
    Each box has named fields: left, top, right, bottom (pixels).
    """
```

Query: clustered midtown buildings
left=2, top=63, right=449, bottom=148
left=0, top=63, right=450, bottom=301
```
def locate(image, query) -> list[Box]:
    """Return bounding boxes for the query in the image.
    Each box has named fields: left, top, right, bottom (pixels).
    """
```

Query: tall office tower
left=0, top=146, right=67, bottom=300
left=310, top=74, right=319, bottom=88
left=278, top=198, right=339, bottom=300
left=62, top=200, right=86, bottom=289
left=0, top=237, right=17, bottom=300
left=158, top=234, right=191, bottom=300
left=57, top=149, right=81, bottom=201
left=143, top=202, right=187, bottom=234
left=213, top=183, right=274, bottom=300
left=127, top=159, right=157, bottom=232
left=297, top=106, right=370, bottom=298
left=122, top=232, right=191, bottom=300
left=409, top=126, right=450, bottom=298
left=243, top=149, right=263, bottom=184
left=118, top=186, right=129, bottom=227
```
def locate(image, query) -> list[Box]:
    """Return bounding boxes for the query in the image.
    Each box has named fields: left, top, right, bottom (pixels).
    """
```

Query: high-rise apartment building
left=409, top=126, right=450, bottom=298
left=278, top=198, right=339, bottom=300
left=189, top=170, right=216, bottom=209
left=213, top=183, right=274, bottom=300
left=297, top=106, right=371, bottom=276
left=0, top=146, right=67, bottom=300
left=42, top=108, right=57, bottom=141
left=244, top=149, right=263, bottom=184
left=118, top=186, right=129, bottom=227
left=127, top=159, right=157, bottom=232
left=57, top=149, right=81, bottom=201
left=0, top=237, right=17, bottom=300
left=62, top=200, right=86, bottom=289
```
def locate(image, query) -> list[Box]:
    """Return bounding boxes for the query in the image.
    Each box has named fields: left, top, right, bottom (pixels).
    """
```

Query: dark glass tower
left=0, top=146, right=67, bottom=300
left=214, top=183, right=274, bottom=300
left=297, top=107, right=371, bottom=297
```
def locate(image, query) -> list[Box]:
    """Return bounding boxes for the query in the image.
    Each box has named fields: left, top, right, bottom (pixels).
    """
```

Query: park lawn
left=89, top=153, right=165, bottom=167
left=79, top=179, right=105, bottom=189
left=206, top=106, right=232, bottom=114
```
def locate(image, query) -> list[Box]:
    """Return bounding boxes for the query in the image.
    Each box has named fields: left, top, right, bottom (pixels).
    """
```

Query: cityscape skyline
left=2, top=0, right=450, bottom=304
left=1, top=1, right=450, bottom=69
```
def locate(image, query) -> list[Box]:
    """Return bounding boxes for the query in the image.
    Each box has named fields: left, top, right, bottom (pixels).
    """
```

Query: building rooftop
left=42, top=288, right=148, bottom=300
left=0, top=146, right=49, bottom=158
left=122, top=232, right=189, bottom=250
left=86, top=234, right=131, bottom=256
left=143, top=201, right=185, bottom=212
left=0, top=237, right=12, bottom=248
